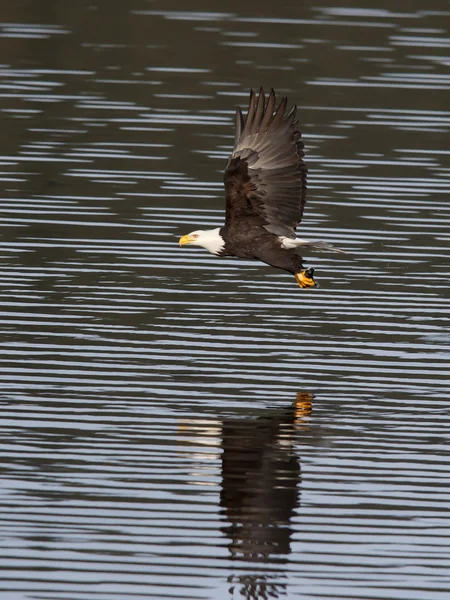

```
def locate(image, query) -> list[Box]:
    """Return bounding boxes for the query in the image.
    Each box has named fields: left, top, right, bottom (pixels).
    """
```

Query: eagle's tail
left=281, top=237, right=347, bottom=254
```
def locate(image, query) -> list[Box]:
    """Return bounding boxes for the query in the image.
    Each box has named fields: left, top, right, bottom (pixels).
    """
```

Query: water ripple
left=0, top=2, right=449, bottom=599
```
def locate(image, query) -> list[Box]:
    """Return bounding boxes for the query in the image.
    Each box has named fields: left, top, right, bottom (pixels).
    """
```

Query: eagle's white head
left=179, top=227, right=225, bottom=255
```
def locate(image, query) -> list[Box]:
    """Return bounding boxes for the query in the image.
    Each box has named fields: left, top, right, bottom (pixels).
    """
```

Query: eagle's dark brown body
left=218, top=92, right=308, bottom=275
left=218, top=224, right=305, bottom=275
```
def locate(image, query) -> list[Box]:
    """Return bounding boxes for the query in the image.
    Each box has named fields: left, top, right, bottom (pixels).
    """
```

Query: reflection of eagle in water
left=220, top=394, right=313, bottom=600
left=180, top=88, right=344, bottom=288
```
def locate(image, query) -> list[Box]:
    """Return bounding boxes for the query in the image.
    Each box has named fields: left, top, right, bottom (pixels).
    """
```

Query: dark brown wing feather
left=224, top=88, right=307, bottom=237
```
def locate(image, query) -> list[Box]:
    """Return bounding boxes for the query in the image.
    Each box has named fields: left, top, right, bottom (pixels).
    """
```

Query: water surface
left=0, top=1, right=450, bottom=599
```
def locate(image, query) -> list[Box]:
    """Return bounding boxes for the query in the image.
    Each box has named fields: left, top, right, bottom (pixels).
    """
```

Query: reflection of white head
left=179, top=228, right=225, bottom=255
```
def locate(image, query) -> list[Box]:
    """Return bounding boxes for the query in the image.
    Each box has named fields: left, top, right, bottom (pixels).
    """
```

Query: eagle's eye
left=193, top=234, right=199, bottom=239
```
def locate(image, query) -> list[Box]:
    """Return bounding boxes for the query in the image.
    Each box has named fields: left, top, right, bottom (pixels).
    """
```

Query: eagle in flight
left=179, top=88, right=343, bottom=288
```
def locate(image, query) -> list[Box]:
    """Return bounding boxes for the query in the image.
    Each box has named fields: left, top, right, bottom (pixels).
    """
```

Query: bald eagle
left=179, top=88, right=343, bottom=288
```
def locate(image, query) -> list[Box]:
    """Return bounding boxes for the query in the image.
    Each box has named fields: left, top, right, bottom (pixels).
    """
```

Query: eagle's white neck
left=195, top=228, right=225, bottom=255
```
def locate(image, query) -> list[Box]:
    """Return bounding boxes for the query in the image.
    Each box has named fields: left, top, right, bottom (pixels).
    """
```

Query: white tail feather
left=280, top=237, right=346, bottom=254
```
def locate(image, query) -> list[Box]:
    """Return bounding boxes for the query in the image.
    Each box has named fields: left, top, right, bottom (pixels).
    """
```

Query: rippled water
left=1, top=1, right=450, bottom=599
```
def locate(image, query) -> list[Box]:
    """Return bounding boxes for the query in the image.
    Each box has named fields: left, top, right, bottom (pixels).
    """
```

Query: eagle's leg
left=294, top=268, right=317, bottom=289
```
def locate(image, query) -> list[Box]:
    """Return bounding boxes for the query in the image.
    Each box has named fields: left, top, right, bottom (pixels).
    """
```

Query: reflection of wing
left=224, top=88, right=307, bottom=238
left=219, top=394, right=313, bottom=599
left=220, top=408, right=302, bottom=558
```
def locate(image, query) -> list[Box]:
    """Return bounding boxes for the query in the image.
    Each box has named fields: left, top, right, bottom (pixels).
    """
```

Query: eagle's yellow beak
left=179, top=234, right=194, bottom=246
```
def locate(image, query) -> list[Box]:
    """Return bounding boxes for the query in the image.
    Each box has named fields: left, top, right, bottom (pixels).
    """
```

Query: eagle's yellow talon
left=295, top=268, right=317, bottom=289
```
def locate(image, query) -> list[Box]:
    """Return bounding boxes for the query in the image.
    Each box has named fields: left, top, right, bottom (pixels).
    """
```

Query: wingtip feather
left=241, top=89, right=257, bottom=138
left=234, top=106, right=244, bottom=146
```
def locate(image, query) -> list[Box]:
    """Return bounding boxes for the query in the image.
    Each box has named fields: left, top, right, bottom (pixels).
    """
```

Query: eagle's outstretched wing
left=223, top=88, right=307, bottom=238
